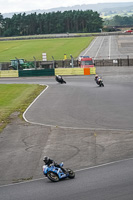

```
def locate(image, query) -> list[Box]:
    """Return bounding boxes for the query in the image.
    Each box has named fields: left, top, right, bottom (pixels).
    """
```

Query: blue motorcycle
left=43, top=162, right=75, bottom=182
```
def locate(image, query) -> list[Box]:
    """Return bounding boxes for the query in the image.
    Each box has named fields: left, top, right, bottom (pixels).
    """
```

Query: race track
left=23, top=75, right=133, bottom=130
left=1, top=158, right=133, bottom=200
left=0, top=35, right=133, bottom=199
left=79, top=34, right=133, bottom=59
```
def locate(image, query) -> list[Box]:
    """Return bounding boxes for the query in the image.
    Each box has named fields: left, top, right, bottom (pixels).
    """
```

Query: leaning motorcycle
left=43, top=162, right=75, bottom=182
left=98, top=78, right=104, bottom=87
left=55, top=75, right=66, bottom=84
left=95, top=77, right=104, bottom=87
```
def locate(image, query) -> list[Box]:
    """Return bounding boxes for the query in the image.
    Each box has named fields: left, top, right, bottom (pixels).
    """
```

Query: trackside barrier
left=19, top=69, right=55, bottom=77
left=90, top=67, right=96, bottom=74
left=0, top=70, right=19, bottom=77
left=84, top=68, right=90, bottom=75
left=55, top=68, right=84, bottom=75
left=0, top=68, right=95, bottom=78
left=55, top=68, right=96, bottom=76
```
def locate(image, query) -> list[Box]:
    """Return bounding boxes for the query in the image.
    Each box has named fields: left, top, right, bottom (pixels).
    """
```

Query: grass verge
left=0, top=84, right=46, bottom=133
left=0, top=37, right=94, bottom=62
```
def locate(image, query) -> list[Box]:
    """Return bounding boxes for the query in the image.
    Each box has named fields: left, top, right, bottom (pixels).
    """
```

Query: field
left=0, top=37, right=94, bottom=62
left=0, top=84, right=45, bottom=132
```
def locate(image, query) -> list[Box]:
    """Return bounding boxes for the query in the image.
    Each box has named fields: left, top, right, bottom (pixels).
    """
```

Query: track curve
left=23, top=75, right=133, bottom=130
left=0, top=35, right=133, bottom=199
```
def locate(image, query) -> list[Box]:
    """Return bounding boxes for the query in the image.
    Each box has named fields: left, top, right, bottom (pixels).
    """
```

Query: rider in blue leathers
left=43, top=156, right=66, bottom=173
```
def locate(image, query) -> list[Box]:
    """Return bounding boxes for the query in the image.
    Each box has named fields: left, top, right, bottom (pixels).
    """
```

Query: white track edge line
left=0, top=157, right=133, bottom=188
left=23, top=85, right=49, bottom=122
left=23, top=84, right=133, bottom=132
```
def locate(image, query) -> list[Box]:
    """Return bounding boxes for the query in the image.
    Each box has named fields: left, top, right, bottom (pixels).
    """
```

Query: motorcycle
left=95, top=77, right=104, bottom=87
left=55, top=75, right=66, bottom=84
left=43, top=162, right=75, bottom=182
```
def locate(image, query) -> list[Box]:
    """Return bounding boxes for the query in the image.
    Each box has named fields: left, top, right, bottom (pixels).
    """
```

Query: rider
left=56, top=75, right=62, bottom=80
left=43, top=156, right=67, bottom=173
left=95, top=74, right=99, bottom=84
left=95, top=74, right=101, bottom=85
left=43, top=156, right=54, bottom=166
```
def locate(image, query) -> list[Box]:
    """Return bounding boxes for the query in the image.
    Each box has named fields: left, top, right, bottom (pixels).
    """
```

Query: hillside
left=2, top=2, right=133, bottom=18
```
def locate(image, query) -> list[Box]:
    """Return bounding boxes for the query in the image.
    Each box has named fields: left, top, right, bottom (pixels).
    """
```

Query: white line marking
left=23, top=83, right=133, bottom=132
left=94, top=36, right=105, bottom=59
left=109, top=36, right=111, bottom=59
left=23, top=85, right=49, bottom=122
left=75, top=157, right=133, bottom=172
left=1, top=157, right=133, bottom=188
left=83, top=37, right=99, bottom=56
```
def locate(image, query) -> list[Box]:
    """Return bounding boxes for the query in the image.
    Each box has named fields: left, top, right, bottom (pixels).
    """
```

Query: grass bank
left=0, top=37, right=94, bottom=62
left=0, top=84, right=46, bottom=132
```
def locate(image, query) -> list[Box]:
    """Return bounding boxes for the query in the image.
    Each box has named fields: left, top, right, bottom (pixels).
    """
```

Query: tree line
left=0, top=10, right=103, bottom=37
left=104, top=15, right=133, bottom=27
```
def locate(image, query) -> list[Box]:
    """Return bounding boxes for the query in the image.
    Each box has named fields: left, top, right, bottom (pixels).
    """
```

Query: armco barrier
left=19, top=69, right=55, bottom=77
left=0, top=70, right=18, bottom=77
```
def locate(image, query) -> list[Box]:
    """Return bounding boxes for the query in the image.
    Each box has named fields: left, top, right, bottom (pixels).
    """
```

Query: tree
left=0, top=10, right=104, bottom=36
left=0, top=13, right=4, bottom=36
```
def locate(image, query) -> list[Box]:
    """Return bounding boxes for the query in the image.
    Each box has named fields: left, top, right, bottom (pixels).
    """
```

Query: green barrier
left=0, top=70, right=18, bottom=77
left=19, top=69, right=55, bottom=77
left=0, top=68, right=95, bottom=78
left=55, top=68, right=84, bottom=75
left=90, top=67, right=96, bottom=75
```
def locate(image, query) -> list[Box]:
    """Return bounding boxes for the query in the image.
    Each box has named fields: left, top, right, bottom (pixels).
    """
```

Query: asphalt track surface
left=0, top=35, right=133, bottom=199
left=0, top=158, right=133, bottom=200
left=0, top=73, right=133, bottom=130
left=22, top=75, right=133, bottom=130
left=79, top=34, right=133, bottom=59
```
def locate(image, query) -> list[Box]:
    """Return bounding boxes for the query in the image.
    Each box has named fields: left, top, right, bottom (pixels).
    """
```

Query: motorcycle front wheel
left=47, top=171, right=59, bottom=182
left=66, top=168, right=75, bottom=179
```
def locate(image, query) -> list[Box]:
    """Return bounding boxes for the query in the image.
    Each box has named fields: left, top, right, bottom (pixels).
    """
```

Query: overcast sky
left=0, top=0, right=133, bottom=14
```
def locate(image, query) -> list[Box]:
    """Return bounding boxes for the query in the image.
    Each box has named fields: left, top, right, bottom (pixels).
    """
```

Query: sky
left=0, top=0, right=133, bottom=14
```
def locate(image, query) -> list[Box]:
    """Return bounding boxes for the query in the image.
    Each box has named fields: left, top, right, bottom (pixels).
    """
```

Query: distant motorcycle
left=97, top=77, right=104, bottom=87
left=43, top=162, right=75, bottom=182
left=55, top=75, right=66, bottom=84
left=95, top=76, right=104, bottom=87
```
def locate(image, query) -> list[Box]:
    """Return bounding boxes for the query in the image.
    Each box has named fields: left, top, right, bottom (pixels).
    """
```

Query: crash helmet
left=95, top=74, right=98, bottom=78
left=43, top=156, right=49, bottom=163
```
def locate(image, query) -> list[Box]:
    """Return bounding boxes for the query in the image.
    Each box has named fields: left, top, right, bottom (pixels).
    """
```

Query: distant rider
left=95, top=74, right=101, bottom=85
left=56, top=75, right=62, bottom=81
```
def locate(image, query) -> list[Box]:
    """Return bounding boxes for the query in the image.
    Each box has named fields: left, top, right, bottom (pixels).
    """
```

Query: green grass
left=0, top=37, right=94, bottom=62
left=0, top=84, right=46, bottom=132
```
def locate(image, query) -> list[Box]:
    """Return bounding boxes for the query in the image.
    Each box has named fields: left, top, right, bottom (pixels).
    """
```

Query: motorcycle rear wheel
left=47, top=171, right=59, bottom=182
left=99, top=81, right=104, bottom=87
left=66, top=168, right=75, bottom=179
